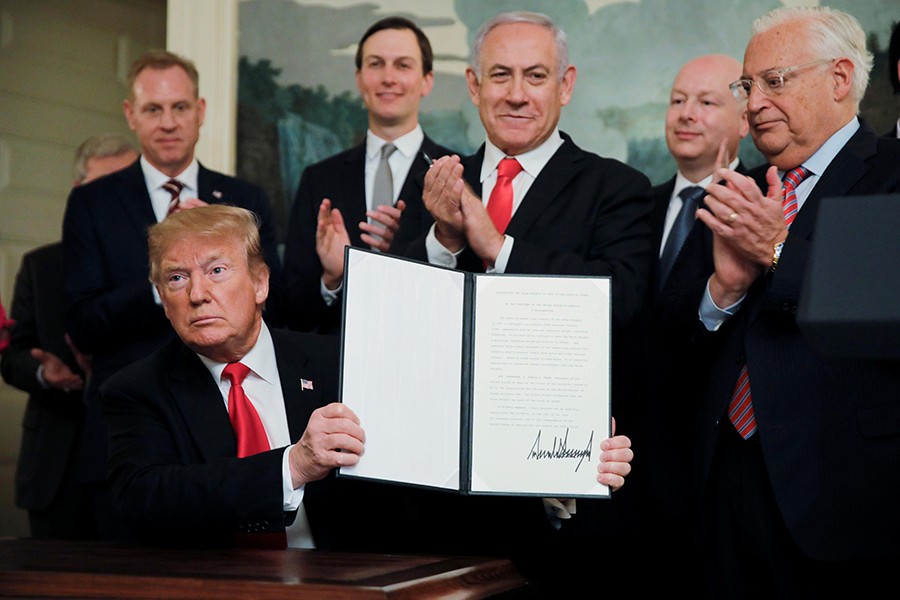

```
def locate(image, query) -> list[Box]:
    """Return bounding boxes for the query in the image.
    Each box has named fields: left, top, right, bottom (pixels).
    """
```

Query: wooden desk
left=0, top=538, right=529, bottom=599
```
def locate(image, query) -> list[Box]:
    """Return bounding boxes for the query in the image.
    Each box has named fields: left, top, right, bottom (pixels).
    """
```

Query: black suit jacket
left=387, top=132, right=652, bottom=592
left=282, top=135, right=453, bottom=333
left=695, top=123, right=900, bottom=561
left=639, top=165, right=751, bottom=519
left=62, top=159, right=284, bottom=482
left=391, top=132, right=653, bottom=332
left=0, top=242, right=85, bottom=512
left=99, top=328, right=359, bottom=548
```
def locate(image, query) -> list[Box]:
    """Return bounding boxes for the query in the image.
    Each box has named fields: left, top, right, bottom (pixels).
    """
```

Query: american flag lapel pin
left=212, top=190, right=223, bottom=199
left=300, top=378, right=314, bottom=391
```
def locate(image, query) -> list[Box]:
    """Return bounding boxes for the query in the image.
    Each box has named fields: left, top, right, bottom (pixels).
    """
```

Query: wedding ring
left=728, top=212, right=738, bottom=223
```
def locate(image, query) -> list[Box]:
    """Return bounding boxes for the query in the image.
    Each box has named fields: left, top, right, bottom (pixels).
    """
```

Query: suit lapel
left=340, top=145, right=368, bottom=248
left=788, top=127, right=875, bottom=241
left=169, top=343, right=237, bottom=460
left=398, top=138, right=433, bottom=211
left=122, top=161, right=158, bottom=235
left=504, top=138, right=581, bottom=239
left=272, top=331, right=321, bottom=441
left=197, top=163, right=227, bottom=204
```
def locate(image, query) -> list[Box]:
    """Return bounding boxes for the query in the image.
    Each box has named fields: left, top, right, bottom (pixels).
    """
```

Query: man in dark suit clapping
left=282, top=16, right=453, bottom=334
left=632, top=53, right=749, bottom=587
left=389, top=10, right=647, bottom=595
left=694, top=6, right=900, bottom=595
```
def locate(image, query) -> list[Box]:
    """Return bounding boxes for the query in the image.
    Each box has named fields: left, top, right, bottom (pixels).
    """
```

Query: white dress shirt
left=198, top=323, right=314, bottom=549
left=425, top=129, right=564, bottom=271
left=140, top=156, right=199, bottom=223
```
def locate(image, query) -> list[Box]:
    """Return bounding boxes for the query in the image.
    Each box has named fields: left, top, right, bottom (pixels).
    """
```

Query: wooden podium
left=0, top=538, right=528, bottom=599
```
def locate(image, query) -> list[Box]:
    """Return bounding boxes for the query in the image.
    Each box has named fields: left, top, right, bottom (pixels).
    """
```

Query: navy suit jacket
left=282, top=135, right=453, bottom=333
left=62, top=159, right=283, bottom=481
left=99, top=328, right=357, bottom=548
left=0, top=242, right=85, bottom=512
left=695, top=123, right=900, bottom=561
left=635, top=165, right=751, bottom=521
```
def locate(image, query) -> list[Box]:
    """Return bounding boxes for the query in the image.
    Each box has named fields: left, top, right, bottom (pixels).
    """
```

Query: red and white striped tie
left=727, top=166, right=811, bottom=439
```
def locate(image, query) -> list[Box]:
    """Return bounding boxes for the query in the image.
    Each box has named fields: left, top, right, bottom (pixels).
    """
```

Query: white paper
left=339, top=250, right=463, bottom=490
left=469, top=275, right=610, bottom=496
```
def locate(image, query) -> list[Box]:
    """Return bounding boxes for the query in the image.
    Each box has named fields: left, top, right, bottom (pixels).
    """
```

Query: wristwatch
left=771, top=241, right=784, bottom=272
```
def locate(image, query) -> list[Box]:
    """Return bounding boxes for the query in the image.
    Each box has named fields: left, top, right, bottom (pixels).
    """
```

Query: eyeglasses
left=729, top=58, right=835, bottom=101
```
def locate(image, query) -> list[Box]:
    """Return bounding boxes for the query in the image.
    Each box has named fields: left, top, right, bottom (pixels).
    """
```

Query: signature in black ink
left=527, top=428, right=594, bottom=472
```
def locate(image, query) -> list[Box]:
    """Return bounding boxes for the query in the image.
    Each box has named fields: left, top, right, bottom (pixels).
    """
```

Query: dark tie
left=486, top=158, right=523, bottom=234
left=222, top=362, right=269, bottom=457
left=162, top=179, right=184, bottom=217
left=727, top=166, right=812, bottom=439
left=658, top=185, right=704, bottom=291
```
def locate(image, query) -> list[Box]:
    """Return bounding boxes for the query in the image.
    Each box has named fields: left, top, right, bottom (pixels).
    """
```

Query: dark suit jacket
left=62, top=159, right=284, bottom=482
left=639, top=165, right=750, bottom=519
left=99, top=328, right=358, bottom=548
left=391, top=132, right=653, bottom=333
left=695, top=123, right=900, bottom=561
left=282, top=135, right=453, bottom=334
left=387, top=132, right=653, bottom=592
left=0, top=242, right=85, bottom=512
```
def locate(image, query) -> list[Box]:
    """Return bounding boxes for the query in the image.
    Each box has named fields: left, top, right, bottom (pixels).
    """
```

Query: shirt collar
left=141, top=155, right=200, bottom=195
left=365, top=125, right=424, bottom=160
left=787, top=116, right=859, bottom=177
left=674, top=156, right=739, bottom=196
left=198, top=322, right=278, bottom=386
left=480, top=129, right=564, bottom=183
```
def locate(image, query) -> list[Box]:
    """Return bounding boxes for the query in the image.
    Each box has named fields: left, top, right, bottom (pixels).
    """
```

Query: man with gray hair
left=391, top=10, right=647, bottom=595
left=694, top=6, right=900, bottom=594
left=1, top=133, right=137, bottom=539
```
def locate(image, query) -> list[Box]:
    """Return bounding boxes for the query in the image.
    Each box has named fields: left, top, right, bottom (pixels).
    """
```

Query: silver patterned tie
left=369, top=143, right=397, bottom=247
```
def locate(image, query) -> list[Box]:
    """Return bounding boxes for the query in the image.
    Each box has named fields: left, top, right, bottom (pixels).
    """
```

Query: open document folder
left=337, top=247, right=611, bottom=498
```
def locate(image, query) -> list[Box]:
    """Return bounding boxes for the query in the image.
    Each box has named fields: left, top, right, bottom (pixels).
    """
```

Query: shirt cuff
left=699, top=280, right=744, bottom=331
left=487, top=236, right=514, bottom=273
left=282, top=446, right=304, bottom=511
left=36, top=364, right=51, bottom=389
left=320, top=279, right=342, bottom=307
left=425, top=223, right=464, bottom=268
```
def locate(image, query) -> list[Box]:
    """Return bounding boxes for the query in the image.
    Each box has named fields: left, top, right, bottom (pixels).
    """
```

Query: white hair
left=753, top=6, right=872, bottom=106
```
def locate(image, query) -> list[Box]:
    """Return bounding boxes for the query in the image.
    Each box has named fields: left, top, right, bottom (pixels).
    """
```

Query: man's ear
left=465, top=68, right=481, bottom=108
left=559, top=65, right=577, bottom=107
left=831, top=58, right=854, bottom=102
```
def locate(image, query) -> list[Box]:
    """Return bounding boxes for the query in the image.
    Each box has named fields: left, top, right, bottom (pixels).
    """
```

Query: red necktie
left=486, top=158, right=523, bottom=234
left=780, top=166, right=809, bottom=226
left=727, top=166, right=812, bottom=439
left=222, top=363, right=270, bottom=457
left=162, top=179, right=184, bottom=217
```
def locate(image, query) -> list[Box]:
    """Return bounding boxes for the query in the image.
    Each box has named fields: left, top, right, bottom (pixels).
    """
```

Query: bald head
left=666, top=54, right=748, bottom=182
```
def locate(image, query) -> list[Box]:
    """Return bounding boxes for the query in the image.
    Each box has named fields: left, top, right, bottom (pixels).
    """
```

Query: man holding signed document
left=99, top=205, right=632, bottom=565
left=382, top=10, right=649, bottom=596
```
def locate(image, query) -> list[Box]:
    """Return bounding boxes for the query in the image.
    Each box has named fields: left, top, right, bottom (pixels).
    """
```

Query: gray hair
left=73, top=133, right=137, bottom=183
left=470, top=11, right=569, bottom=82
left=753, top=6, right=872, bottom=107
